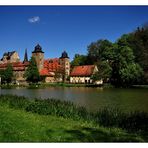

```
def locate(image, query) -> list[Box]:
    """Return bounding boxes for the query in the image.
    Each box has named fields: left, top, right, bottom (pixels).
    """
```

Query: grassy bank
left=0, top=94, right=148, bottom=142
left=0, top=82, right=103, bottom=89
left=1, top=83, right=148, bottom=89
left=0, top=105, right=144, bottom=142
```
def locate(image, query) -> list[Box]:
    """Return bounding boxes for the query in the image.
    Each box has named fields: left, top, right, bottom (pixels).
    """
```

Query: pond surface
left=0, top=87, right=148, bottom=112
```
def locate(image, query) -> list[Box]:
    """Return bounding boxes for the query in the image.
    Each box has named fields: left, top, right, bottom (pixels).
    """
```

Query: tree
left=24, top=57, right=40, bottom=83
left=117, top=27, right=148, bottom=83
left=0, top=70, right=5, bottom=84
left=99, top=61, right=112, bottom=82
left=71, top=54, right=88, bottom=68
left=4, top=64, right=13, bottom=84
left=110, top=44, right=143, bottom=87
left=91, top=61, right=112, bottom=83
left=0, top=64, right=13, bottom=84
left=85, top=39, right=115, bottom=84
left=119, top=63, right=143, bottom=86
left=116, top=34, right=131, bottom=47
left=91, top=72, right=101, bottom=83
left=87, top=39, right=113, bottom=64
left=133, top=26, right=148, bottom=68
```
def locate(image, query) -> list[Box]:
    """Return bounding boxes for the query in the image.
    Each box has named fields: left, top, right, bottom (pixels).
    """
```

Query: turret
left=32, top=44, right=44, bottom=71
left=59, top=50, right=70, bottom=81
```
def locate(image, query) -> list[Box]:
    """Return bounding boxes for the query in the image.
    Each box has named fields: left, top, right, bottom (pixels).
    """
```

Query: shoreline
left=1, top=82, right=148, bottom=89
left=0, top=94, right=147, bottom=142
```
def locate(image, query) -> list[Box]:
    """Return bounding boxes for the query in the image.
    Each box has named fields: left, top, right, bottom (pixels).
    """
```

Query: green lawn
left=0, top=105, right=145, bottom=142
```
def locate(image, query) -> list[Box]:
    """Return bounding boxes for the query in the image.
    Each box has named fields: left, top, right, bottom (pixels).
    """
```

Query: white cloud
left=28, top=16, right=40, bottom=23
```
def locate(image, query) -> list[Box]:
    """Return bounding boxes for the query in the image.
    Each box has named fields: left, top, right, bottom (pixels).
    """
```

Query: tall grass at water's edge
left=0, top=94, right=148, bottom=134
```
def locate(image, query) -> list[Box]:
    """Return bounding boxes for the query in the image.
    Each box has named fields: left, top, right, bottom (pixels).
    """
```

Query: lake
left=0, top=87, right=148, bottom=112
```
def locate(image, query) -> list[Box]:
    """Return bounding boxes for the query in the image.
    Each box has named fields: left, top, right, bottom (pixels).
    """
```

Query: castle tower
left=59, top=51, right=70, bottom=81
left=32, top=44, right=44, bottom=72
left=23, top=48, right=28, bottom=63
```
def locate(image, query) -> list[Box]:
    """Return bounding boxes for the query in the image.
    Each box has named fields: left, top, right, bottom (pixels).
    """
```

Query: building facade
left=0, top=51, right=20, bottom=64
left=33, top=44, right=70, bottom=83
left=70, top=65, right=103, bottom=84
left=0, top=49, right=29, bottom=84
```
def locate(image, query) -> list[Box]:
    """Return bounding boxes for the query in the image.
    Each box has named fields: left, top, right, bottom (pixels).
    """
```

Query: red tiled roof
left=40, top=58, right=63, bottom=77
left=40, top=68, right=49, bottom=76
left=40, top=68, right=54, bottom=76
left=70, top=65, right=95, bottom=76
left=43, top=58, right=63, bottom=73
left=0, top=62, right=29, bottom=71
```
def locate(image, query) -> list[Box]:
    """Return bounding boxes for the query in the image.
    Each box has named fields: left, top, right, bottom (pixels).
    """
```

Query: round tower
left=32, top=44, right=44, bottom=71
left=59, top=51, right=70, bottom=80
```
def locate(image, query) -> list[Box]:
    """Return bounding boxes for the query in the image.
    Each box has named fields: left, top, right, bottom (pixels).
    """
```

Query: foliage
left=91, top=61, right=112, bottom=82
left=5, top=64, right=13, bottom=84
left=0, top=94, right=148, bottom=134
left=86, top=39, right=114, bottom=83
left=71, top=54, right=88, bottom=67
left=0, top=70, right=5, bottom=84
left=117, top=27, right=148, bottom=83
left=86, top=39, right=143, bottom=86
left=0, top=64, right=13, bottom=84
left=111, top=44, right=144, bottom=87
left=87, top=39, right=113, bottom=63
left=119, top=63, right=143, bottom=86
left=24, top=57, right=40, bottom=83
left=91, top=72, right=101, bottom=82
left=130, top=27, right=148, bottom=71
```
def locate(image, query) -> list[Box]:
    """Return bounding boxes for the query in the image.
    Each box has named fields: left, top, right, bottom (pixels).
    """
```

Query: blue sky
left=0, top=6, right=148, bottom=61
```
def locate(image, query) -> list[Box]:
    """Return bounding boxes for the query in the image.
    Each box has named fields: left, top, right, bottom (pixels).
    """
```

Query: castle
left=0, top=44, right=102, bottom=84
left=0, top=44, right=70, bottom=83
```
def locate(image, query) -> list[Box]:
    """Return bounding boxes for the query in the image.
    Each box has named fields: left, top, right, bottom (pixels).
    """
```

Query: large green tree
left=87, top=39, right=113, bottom=64
left=110, top=44, right=143, bottom=87
left=117, top=27, right=148, bottom=83
left=24, top=57, right=40, bottom=83
left=86, top=39, right=114, bottom=83
left=117, top=31, right=148, bottom=70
